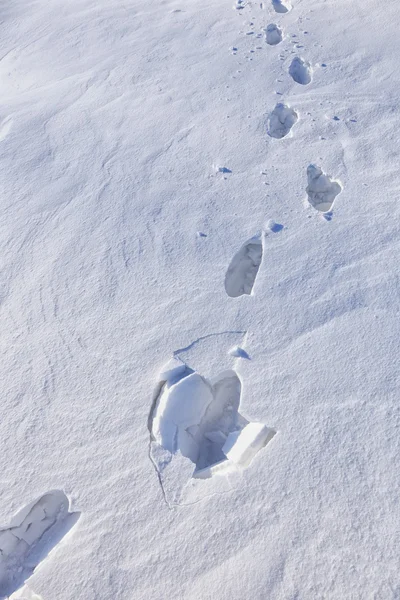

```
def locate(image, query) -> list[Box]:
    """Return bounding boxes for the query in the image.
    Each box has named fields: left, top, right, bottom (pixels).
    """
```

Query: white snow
left=2, top=0, right=400, bottom=597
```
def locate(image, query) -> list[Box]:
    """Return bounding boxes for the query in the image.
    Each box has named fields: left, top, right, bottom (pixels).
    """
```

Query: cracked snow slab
left=148, top=357, right=276, bottom=506
left=0, top=491, right=80, bottom=599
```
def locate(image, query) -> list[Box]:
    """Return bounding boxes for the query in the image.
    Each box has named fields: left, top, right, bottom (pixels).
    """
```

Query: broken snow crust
left=1, top=0, right=400, bottom=598
left=149, top=366, right=275, bottom=503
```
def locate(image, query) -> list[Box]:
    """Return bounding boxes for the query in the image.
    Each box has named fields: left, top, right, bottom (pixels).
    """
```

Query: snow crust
left=149, top=362, right=275, bottom=504
left=1, top=0, right=400, bottom=597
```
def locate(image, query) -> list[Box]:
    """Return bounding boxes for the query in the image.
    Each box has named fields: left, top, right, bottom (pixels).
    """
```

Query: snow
left=1, top=0, right=400, bottom=597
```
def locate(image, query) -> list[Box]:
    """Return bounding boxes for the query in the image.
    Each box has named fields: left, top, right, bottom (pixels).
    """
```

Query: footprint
left=271, top=0, right=291, bottom=13
left=267, top=103, right=298, bottom=139
left=0, top=491, right=80, bottom=599
left=306, top=164, right=342, bottom=212
left=149, top=358, right=275, bottom=504
left=264, top=24, right=282, bottom=45
left=289, top=57, right=312, bottom=85
left=224, top=234, right=263, bottom=298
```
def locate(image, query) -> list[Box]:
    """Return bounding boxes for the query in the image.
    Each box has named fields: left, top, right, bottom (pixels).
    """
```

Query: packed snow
left=1, top=0, right=400, bottom=598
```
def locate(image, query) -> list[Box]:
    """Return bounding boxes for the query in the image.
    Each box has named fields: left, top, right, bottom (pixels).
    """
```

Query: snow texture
left=2, top=0, right=400, bottom=597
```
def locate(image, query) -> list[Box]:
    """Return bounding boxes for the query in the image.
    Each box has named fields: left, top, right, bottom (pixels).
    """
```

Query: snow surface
left=1, top=0, right=400, bottom=598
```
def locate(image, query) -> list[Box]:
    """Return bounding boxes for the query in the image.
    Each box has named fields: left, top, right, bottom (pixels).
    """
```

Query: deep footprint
left=271, top=0, right=291, bottom=13
left=306, top=164, right=342, bottom=212
left=265, top=24, right=282, bottom=45
left=289, top=57, right=312, bottom=85
left=224, top=234, right=263, bottom=298
left=267, top=103, right=298, bottom=139
left=149, top=358, right=276, bottom=504
left=0, top=491, right=80, bottom=599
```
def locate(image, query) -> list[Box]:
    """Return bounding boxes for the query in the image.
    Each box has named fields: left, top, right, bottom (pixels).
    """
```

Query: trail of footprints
left=230, top=0, right=342, bottom=213
left=1, top=1, right=347, bottom=593
left=149, top=0, right=346, bottom=504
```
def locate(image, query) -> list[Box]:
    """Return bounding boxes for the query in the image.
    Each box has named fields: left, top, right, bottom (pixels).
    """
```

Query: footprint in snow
left=224, top=234, right=263, bottom=298
left=289, top=57, right=312, bottom=85
left=264, top=24, right=283, bottom=45
left=267, top=103, right=298, bottom=139
left=149, top=358, right=276, bottom=505
left=306, top=164, right=342, bottom=213
left=0, top=491, right=80, bottom=599
left=271, top=0, right=291, bottom=13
